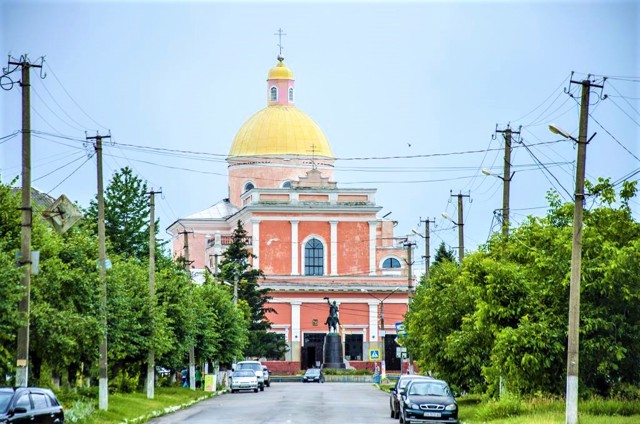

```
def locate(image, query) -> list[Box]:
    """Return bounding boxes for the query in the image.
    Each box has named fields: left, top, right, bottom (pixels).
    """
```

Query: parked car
left=262, top=366, right=271, bottom=387
left=230, top=370, right=259, bottom=393
left=398, top=378, right=458, bottom=424
left=0, top=386, right=65, bottom=423
left=302, top=368, right=324, bottom=383
left=389, top=375, right=432, bottom=419
left=235, top=361, right=265, bottom=391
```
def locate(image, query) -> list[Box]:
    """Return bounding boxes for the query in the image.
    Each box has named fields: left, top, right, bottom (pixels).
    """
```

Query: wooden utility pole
left=564, top=78, right=599, bottom=424
left=495, top=125, right=519, bottom=237
left=180, top=229, right=196, bottom=391
left=146, top=189, right=160, bottom=399
left=4, top=55, right=43, bottom=387
left=87, top=132, right=110, bottom=410
left=419, top=218, right=434, bottom=280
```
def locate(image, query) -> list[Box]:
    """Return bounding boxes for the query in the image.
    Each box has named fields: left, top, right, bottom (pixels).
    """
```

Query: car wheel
left=260, top=384, right=264, bottom=391
left=231, top=389, right=236, bottom=393
left=254, top=388, right=258, bottom=393
left=394, top=408, right=400, bottom=420
left=266, top=382, right=270, bottom=387
left=390, top=406, right=395, bottom=418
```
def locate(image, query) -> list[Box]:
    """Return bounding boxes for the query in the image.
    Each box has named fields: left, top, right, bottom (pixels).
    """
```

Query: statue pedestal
left=323, top=333, right=345, bottom=369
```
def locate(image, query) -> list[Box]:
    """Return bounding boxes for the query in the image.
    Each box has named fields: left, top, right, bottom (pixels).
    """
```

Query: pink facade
left=168, top=57, right=414, bottom=372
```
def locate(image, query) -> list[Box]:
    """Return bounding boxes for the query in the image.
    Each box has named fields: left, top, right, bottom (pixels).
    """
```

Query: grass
left=376, top=385, right=640, bottom=424
left=63, top=387, right=217, bottom=424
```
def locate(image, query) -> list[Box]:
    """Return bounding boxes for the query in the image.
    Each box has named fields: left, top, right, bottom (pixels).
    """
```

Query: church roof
left=228, top=105, right=333, bottom=158
left=186, top=198, right=238, bottom=219
left=267, top=61, right=294, bottom=80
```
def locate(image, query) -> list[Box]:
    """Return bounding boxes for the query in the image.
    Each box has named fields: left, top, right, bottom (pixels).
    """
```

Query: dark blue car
left=399, top=379, right=458, bottom=424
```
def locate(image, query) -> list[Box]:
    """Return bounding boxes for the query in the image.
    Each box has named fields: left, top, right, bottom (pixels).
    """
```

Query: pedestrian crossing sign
left=369, top=349, right=380, bottom=361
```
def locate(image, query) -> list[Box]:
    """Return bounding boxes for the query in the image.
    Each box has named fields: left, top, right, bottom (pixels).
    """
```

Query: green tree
left=0, top=179, right=24, bottom=379
left=219, top=221, right=287, bottom=359
left=433, top=241, right=456, bottom=265
left=86, top=167, right=151, bottom=259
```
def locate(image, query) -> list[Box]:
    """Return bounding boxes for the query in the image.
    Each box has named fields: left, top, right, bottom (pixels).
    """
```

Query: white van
left=235, top=360, right=265, bottom=391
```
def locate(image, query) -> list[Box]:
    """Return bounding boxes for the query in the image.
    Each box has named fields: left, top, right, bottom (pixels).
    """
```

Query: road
left=147, top=382, right=394, bottom=424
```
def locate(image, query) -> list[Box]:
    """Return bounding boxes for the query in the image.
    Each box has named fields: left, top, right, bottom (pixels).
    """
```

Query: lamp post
left=362, top=287, right=400, bottom=380
left=482, top=168, right=515, bottom=238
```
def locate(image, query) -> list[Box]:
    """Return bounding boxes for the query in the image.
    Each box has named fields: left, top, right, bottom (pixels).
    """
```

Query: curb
left=120, top=390, right=225, bottom=423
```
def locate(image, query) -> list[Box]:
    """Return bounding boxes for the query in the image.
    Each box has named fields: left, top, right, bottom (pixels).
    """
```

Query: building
left=168, top=55, right=412, bottom=372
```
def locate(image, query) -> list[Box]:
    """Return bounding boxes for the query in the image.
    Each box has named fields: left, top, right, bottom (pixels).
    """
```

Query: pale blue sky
left=1, top=0, right=638, bottom=265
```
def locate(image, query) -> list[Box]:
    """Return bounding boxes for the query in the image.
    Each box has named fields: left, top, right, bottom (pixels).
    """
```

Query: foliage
left=433, top=241, right=456, bottom=265
left=475, top=395, right=526, bottom=421
left=0, top=179, right=24, bottom=378
left=218, top=221, right=287, bottom=359
left=85, top=167, right=152, bottom=260
left=322, top=368, right=372, bottom=375
left=406, top=182, right=640, bottom=398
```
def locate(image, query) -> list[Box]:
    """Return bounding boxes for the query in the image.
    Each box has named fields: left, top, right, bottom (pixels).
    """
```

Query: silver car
left=230, top=370, right=259, bottom=393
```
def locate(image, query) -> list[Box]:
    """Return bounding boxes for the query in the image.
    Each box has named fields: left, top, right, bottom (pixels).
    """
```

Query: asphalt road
left=147, top=382, right=395, bottom=424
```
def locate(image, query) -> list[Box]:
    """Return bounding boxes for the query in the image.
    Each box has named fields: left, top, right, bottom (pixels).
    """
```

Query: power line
left=520, top=138, right=573, bottom=201
left=588, top=113, right=640, bottom=162
left=607, top=81, right=640, bottom=116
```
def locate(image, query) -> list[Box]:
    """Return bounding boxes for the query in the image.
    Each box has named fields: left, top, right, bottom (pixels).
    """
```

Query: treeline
left=406, top=179, right=640, bottom=399
left=0, top=167, right=285, bottom=391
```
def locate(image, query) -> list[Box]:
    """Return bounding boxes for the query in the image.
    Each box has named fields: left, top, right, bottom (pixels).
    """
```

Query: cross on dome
left=274, top=28, right=287, bottom=58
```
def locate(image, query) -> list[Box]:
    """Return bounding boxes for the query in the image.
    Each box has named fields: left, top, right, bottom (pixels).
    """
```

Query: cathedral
left=168, top=55, right=411, bottom=372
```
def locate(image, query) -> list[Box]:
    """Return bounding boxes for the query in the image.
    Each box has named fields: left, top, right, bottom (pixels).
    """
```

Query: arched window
left=282, top=180, right=292, bottom=188
left=304, top=238, right=324, bottom=276
left=270, top=86, right=277, bottom=101
left=244, top=182, right=255, bottom=193
left=382, top=257, right=401, bottom=269
left=288, top=87, right=294, bottom=101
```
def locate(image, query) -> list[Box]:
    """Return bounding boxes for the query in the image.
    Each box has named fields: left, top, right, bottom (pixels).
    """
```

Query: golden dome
left=228, top=106, right=334, bottom=158
left=268, top=61, right=294, bottom=80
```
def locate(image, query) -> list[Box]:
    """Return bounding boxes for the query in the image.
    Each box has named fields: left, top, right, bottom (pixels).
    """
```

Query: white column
left=291, top=301, right=301, bottom=342
left=252, top=219, right=260, bottom=269
left=330, top=221, right=338, bottom=276
left=291, top=220, right=299, bottom=275
left=368, top=221, right=377, bottom=276
left=367, top=301, right=378, bottom=343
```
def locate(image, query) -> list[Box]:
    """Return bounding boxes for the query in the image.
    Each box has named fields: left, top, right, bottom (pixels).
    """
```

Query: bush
left=64, top=399, right=95, bottom=423
left=582, top=397, right=640, bottom=416
left=475, top=395, right=525, bottom=421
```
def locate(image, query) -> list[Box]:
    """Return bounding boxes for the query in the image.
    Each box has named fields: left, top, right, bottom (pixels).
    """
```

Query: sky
left=1, top=0, right=638, bottom=268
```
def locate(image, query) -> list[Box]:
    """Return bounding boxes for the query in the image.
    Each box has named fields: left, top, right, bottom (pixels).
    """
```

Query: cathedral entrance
left=301, top=333, right=326, bottom=369
left=384, top=334, right=401, bottom=371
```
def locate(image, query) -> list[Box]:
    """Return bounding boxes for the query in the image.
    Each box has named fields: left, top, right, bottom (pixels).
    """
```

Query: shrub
left=322, top=368, right=372, bottom=375
left=475, top=395, right=525, bottom=421
left=64, top=399, right=95, bottom=423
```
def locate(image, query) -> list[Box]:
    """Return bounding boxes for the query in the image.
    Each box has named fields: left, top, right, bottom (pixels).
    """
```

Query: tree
left=219, top=221, right=287, bottom=359
left=86, top=167, right=151, bottom=260
left=433, top=241, right=456, bottom=265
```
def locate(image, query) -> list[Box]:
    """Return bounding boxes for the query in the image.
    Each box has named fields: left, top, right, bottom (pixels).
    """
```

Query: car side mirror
left=390, top=387, right=396, bottom=393
left=398, top=389, right=406, bottom=396
left=13, top=407, right=28, bottom=414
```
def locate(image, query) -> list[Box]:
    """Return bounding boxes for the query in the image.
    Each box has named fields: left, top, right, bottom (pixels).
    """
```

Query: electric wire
left=46, top=152, right=95, bottom=195
left=608, top=81, right=640, bottom=116
left=588, top=113, right=640, bottom=162
left=510, top=75, right=571, bottom=124
left=609, top=97, right=640, bottom=127
left=31, top=84, right=86, bottom=132
left=44, top=60, right=109, bottom=131
left=520, top=139, right=573, bottom=201
left=32, top=153, right=88, bottom=183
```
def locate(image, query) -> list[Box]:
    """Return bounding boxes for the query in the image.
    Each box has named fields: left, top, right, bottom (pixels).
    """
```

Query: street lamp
left=481, top=168, right=515, bottom=237
left=548, top=124, right=575, bottom=141
left=362, top=287, right=400, bottom=380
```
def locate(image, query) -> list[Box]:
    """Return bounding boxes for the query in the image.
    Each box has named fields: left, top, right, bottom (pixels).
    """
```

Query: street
left=147, top=382, right=394, bottom=424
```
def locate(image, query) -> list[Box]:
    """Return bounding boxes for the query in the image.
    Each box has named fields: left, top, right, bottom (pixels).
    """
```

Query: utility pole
left=179, top=229, right=196, bottom=391
left=419, top=218, right=434, bottom=280
left=3, top=55, right=44, bottom=387
left=450, top=192, right=470, bottom=261
left=494, top=125, right=519, bottom=237
left=404, top=241, right=415, bottom=299
left=87, top=132, right=111, bottom=410
left=146, top=189, right=161, bottom=399
left=563, top=78, right=600, bottom=424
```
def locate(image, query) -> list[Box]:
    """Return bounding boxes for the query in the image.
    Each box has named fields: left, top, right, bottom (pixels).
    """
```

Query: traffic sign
left=368, top=349, right=380, bottom=361
left=395, top=322, right=407, bottom=336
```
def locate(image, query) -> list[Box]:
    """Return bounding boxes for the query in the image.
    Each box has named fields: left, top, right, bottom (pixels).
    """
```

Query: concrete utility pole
left=87, top=132, right=111, bottom=410
left=404, top=241, right=415, bottom=299
left=562, top=78, right=599, bottom=424
left=146, top=189, right=161, bottom=399
left=419, top=218, right=434, bottom=280
left=495, top=125, right=520, bottom=237
left=4, top=55, right=43, bottom=387
left=180, top=229, right=196, bottom=391
left=451, top=192, right=470, bottom=261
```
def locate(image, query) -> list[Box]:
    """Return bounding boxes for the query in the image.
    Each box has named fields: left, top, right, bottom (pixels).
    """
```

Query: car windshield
left=233, top=371, right=255, bottom=378
left=305, top=369, right=320, bottom=376
left=237, top=363, right=261, bottom=371
left=408, top=382, right=450, bottom=397
left=0, top=392, right=12, bottom=413
left=399, top=376, right=427, bottom=389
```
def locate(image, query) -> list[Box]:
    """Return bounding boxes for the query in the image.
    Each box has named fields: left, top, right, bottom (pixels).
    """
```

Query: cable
left=510, top=75, right=571, bottom=124
left=44, top=60, right=109, bottom=130
left=608, top=81, right=640, bottom=116
left=46, top=153, right=95, bottom=195
left=520, top=139, right=573, bottom=201
left=588, top=113, right=640, bottom=162
left=32, top=153, right=88, bottom=183
left=609, top=98, right=640, bottom=127
left=31, top=85, right=86, bottom=132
